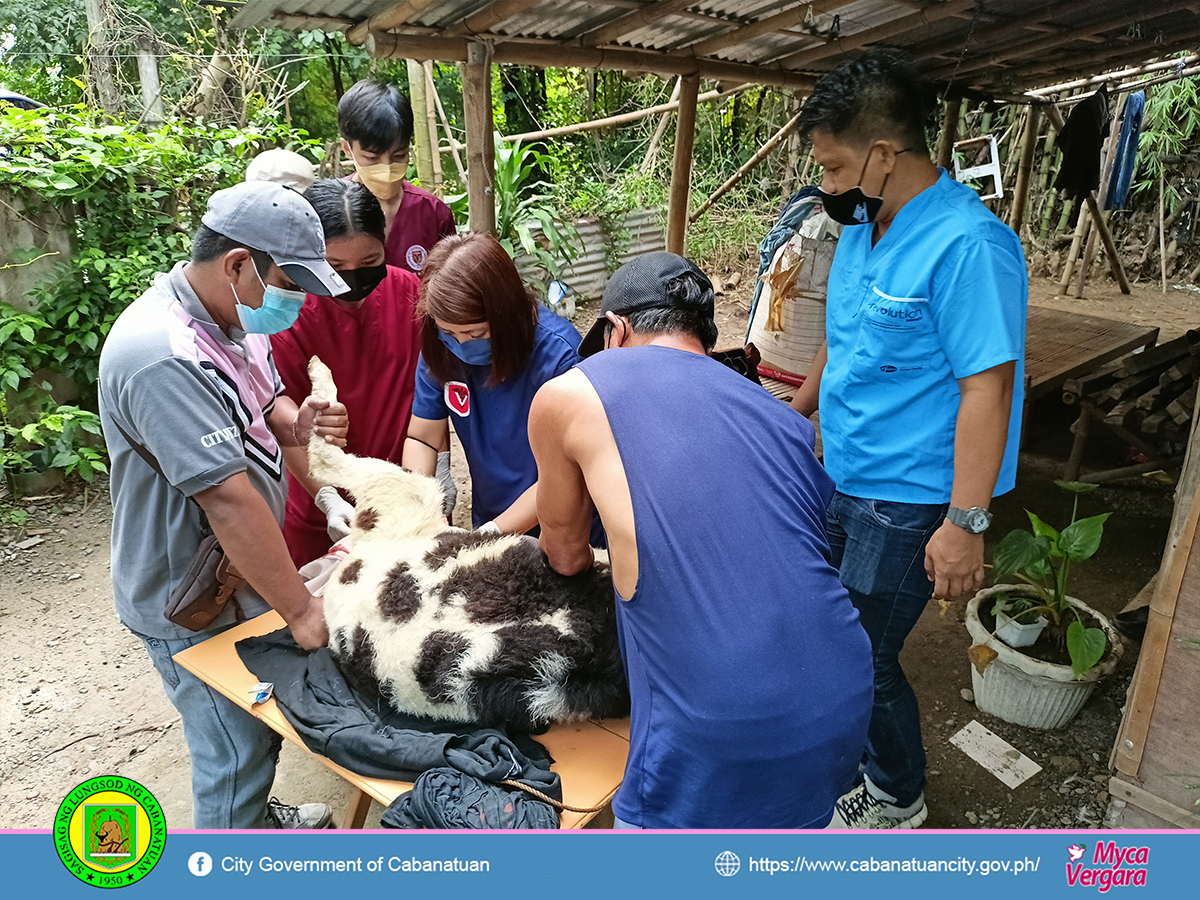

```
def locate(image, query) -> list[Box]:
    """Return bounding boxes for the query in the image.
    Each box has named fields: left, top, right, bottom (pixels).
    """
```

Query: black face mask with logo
left=334, top=264, right=387, bottom=303
left=819, top=145, right=908, bottom=226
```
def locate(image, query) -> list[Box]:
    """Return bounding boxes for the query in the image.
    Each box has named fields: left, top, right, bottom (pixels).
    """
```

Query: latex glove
left=476, top=520, right=501, bottom=536
left=315, top=485, right=355, bottom=542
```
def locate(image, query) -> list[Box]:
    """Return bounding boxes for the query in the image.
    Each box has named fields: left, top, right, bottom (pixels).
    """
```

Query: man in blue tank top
left=791, top=50, right=1027, bottom=829
left=528, top=252, right=873, bottom=829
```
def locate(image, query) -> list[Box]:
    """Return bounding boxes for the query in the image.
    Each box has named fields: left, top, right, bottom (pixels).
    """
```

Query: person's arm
left=528, top=376, right=596, bottom=576
left=924, top=361, right=1016, bottom=600
left=790, top=340, right=826, bottom=417
left=402, top=416, right=448, bottom=477
left=193, top=473, right=328, bottom=649
left=490, top=484, right=540, bottom=535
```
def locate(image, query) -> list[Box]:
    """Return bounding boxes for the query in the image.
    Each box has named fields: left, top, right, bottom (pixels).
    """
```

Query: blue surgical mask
left=438, top=330, right=492, bottom=366
left=232, top=265, right=306, bottom=335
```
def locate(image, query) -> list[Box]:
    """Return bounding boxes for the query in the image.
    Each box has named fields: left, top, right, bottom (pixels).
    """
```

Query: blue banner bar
left=2, top=829, right=1193, bottom=898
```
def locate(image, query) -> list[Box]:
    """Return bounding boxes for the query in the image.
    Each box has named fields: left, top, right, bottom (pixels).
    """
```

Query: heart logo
left=445, top=381, right=470, bottom=417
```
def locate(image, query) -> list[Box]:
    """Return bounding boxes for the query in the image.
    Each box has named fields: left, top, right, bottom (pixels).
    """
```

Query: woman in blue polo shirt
left=402, top=232, right=598, bottom=540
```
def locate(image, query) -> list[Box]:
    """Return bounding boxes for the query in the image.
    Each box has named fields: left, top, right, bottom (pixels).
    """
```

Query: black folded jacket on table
left=235, top=629, right=562, bottom=827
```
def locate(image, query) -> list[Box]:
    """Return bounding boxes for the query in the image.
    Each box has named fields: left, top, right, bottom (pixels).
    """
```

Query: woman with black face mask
left=271, top=178, right=455, bottom=567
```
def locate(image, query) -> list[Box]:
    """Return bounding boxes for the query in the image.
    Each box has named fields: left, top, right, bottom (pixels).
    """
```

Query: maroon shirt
left=271, top=266, right=423, bottom=566
left=386, top=181, right=457, bottom=273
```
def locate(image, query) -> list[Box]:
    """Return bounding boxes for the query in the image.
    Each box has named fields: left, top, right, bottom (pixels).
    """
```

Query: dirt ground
left=1, top=273, right=1195, bottom=831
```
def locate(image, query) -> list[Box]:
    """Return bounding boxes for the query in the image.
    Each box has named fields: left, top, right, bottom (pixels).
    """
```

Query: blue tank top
left=578, top=345, right=873, bottom=829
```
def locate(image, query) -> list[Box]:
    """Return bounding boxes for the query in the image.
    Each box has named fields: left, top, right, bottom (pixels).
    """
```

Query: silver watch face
left=966, top=510, right=991, bottom=533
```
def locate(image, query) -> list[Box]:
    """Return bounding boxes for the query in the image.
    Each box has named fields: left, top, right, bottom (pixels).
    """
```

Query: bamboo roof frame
left=231, top=1, right=1200, bottom=99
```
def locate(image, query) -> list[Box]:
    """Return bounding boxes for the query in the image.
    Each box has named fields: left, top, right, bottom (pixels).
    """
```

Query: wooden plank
left=1112, top=476, right=1200, bottom=776
left=1104, top=363, right=1173, bottom=402
left=666, top=72, right=699, bottom=256
left=1063, top=358, right=1125, bottom=404
left=1142, top=408, right=1172, bottom=434
left=1168, top=384, right=1197, bottom=425
left=1120, top=330, right=1200, bottom=375
left=1109, top=777, right=1200, bottom=829
left=1160, top=354, right=1199, bottom=389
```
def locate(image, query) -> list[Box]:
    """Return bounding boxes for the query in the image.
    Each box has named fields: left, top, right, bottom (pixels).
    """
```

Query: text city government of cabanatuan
left=222, top=855, right=491, bottom=874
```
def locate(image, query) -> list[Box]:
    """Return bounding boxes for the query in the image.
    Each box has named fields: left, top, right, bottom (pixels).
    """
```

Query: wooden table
left=1024, top=306, right=1159, bottom=403
left=172, top=611, right=630, bottom=829
left=1023, top=306, right=1159, bottom=447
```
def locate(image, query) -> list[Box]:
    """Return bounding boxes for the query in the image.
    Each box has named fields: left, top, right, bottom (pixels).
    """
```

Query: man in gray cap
left=98, top=181, right=350, bottom=829
left=528, top=252, right=873, bottom=829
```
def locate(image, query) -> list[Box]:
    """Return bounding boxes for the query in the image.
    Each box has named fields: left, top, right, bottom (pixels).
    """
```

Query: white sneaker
left=266, top=797, right=334, bottom=829
left=828, top=783, right=928, bottom=829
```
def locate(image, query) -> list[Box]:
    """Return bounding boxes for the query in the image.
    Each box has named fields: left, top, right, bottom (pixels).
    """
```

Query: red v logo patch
left=445, top=381, right=470, bottom=417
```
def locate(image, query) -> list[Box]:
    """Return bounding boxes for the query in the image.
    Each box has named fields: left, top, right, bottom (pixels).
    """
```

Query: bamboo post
left=1008, top=103, right=1042, bottom=237
left=936, top=96, right=962, bottom=171
left=406, top=59, right=435, bottom=189
left=1046, top=103, right=1131, bottom=293
left=779, top=90, right=803, bottom=198
left=641, top=77, right=682, bottom=174
left=667, top=72, right=700, bottom=256
left=1076, top=92, right=1126, bottom=296
left=463, top=42, right=496, bottom=235
left=423, top=60, right=444, bottom=194
left=1058, top=202, right=1092, bottom=293
left=1161, top=171, right=1168, bottom=293
left=430, top=71, right=467, bottom=185
left=690, top=109, right=804, bottom=224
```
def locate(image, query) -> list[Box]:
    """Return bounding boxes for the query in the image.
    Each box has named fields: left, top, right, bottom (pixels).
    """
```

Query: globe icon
left=714, top=850, right=741, bottom=877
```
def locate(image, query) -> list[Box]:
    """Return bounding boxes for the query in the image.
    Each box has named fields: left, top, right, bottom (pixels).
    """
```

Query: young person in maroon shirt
left=336, top=79, right=458, bottom=510
left=271, top=179, right=427, bottom=567
left=337, top=79, right=457, bottom=275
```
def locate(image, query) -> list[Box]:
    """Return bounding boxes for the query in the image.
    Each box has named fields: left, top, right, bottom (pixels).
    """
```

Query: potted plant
left=965, top=481, right=1123, bottom=730
left=1, top=401, right=107, bottom=496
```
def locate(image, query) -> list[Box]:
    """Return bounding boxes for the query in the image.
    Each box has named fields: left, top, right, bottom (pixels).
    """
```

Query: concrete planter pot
left=8, top=467, right=63, bottom=497
left=965, top=585, right=1122, bottom=730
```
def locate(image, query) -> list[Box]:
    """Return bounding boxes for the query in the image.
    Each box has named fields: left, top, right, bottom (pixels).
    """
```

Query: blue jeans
left=136, top=625, right=282, bottom=828
left=825, top=492, right=948, bottom=809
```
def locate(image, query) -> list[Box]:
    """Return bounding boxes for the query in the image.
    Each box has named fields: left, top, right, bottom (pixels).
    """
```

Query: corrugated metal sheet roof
left=232, top=1, right=1200, bottom=95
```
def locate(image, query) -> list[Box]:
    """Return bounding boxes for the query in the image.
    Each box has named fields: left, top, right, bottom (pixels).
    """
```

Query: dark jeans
left=826, top=491, right=948, bottom=808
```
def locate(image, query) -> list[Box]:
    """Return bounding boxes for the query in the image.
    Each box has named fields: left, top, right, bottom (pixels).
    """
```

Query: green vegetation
left=992, top=481, right=1111, bottom=678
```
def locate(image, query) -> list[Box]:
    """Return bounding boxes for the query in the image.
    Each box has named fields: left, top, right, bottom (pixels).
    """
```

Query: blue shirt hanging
left=1106, top=91, right=1145, bottom=211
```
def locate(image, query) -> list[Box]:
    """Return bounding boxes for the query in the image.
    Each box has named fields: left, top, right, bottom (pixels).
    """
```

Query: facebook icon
left=188, top=852, right=213, bottom=877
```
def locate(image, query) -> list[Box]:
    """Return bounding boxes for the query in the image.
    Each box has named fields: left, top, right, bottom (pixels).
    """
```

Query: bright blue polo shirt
left=820, top=170, right=1027, bottom=504
left=412, top=305, right=582, bottom=526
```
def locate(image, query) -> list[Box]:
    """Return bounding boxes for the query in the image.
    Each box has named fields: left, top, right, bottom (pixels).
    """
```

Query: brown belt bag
left=162, top=534, right=247, bottom=631
left=110, top=417, right=247, bottom=631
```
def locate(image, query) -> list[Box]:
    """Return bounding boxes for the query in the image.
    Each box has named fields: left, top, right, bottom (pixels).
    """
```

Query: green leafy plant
left=991, top=480, right=1111, bottom=678
left=446, top=135, right=581, bottom=281
left=1, top=401, right=107, bottom=484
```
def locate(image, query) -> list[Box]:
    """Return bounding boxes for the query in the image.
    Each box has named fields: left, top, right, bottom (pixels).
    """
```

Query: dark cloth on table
left=1054, top=85, right=1110, bottom=225
left=235, top=629, right=560, bottom=796
left=1105, top=91, right=1145, bottom=211
left=381, top=768, right=559, bottom=829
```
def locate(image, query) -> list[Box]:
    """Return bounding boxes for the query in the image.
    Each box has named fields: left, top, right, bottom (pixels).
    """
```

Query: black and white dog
left=306, top=358, right=629, bottom=731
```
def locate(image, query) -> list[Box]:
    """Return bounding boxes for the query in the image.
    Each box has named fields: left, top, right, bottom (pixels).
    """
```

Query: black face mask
left=334, top=264, right=387, bottom=303
left=819, top=146, right=908, bottom=226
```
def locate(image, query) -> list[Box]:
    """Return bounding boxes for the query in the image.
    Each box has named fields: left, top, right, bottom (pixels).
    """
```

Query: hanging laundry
left=1054, top=84, right=1110, bottom=224
left=1105, top=91, right=1145, bottom=210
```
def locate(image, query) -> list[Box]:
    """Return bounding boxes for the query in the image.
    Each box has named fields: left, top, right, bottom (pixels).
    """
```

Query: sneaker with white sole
left=827, top=783, right=928, bottom=829
left=266, top=797, right=334, bottom=829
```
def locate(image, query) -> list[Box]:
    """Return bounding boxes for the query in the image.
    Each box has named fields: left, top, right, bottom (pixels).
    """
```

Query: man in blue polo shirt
left=791, top=49, right=1027, bottom=829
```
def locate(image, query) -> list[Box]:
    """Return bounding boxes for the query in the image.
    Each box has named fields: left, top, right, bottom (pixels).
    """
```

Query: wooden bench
left=173, top=610, right=630, bottom=829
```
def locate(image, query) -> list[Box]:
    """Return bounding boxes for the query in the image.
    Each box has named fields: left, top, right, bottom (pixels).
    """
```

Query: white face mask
left=350, top=149, right=407, bottom=201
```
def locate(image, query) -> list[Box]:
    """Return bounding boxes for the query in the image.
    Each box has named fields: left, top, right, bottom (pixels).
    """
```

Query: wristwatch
left=947, top=506, right=993, bottom=534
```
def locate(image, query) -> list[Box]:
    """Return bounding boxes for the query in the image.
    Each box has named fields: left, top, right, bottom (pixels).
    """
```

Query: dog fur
left=305, top=357, right=629, bottom=731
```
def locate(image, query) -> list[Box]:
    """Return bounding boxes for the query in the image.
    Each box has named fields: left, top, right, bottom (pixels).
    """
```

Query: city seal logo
left=54, top=776, right=166, bottom=888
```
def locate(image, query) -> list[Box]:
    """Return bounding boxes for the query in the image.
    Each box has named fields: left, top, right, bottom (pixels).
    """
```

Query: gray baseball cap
left=201, top=181, right=348, bottom=296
